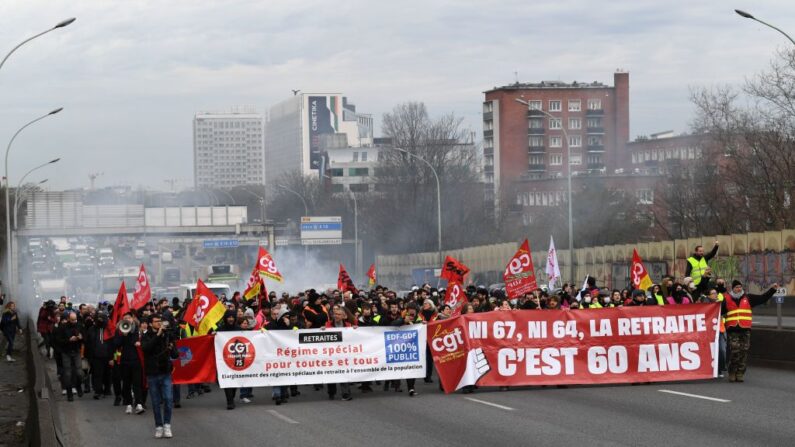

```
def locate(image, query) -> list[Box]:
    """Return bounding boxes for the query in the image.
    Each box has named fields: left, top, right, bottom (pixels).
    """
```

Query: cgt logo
left=431, top=326, right=465, bottom=353
left=223, top=337, right=256, bottom=371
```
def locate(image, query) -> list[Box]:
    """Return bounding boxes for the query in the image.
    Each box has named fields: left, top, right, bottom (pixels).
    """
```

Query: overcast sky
left=1, top=0, right=793, bottom=190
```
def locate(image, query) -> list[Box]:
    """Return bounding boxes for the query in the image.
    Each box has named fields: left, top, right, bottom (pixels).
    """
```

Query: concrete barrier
left=26, top=318, right=63, bottom=447
left=749, top=327, right=795, bottom=365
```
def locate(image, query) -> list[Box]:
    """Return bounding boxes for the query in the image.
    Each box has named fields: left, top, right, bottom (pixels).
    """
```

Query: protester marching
left=32, top=242, right=779, bottom=440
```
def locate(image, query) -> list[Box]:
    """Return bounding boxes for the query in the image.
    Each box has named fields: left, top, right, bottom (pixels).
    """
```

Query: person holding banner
left=262, top=304, right=292, bottom=405
left=722, top=280, right=778, bottom=382
left=387, top=304, right=422, bottom=397
left=326, top=304, right=356, bottom=401
left=216, top=310, right=241, bottom=409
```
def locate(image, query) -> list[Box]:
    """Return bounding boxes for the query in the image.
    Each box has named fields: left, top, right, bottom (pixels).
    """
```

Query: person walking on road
left=1, top=301, right=23, bottom=362
left=723, top=280, right=778, bottom=382
left=142, top=314, right=178, bottom=439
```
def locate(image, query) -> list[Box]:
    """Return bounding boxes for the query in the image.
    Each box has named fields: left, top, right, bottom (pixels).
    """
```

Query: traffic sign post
left=203, top=239, right=240, bottom=249
left=774, top=287, right=787, bottom=330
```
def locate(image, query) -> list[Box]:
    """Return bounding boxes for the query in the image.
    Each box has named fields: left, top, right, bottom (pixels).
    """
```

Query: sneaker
left=125, top=405, right=133, bottom=414
left=93, top=394, right=101, bottom=400
left=135, top=404, right=145, bottom=414
left=154, top=426, right=163, bottom=439
left=227, top=403, right=235, bottom=410
left=241, top=397, right=252, bottom=404
left=290, top=389, right=300, bottom=397
left=6, top=355, right=14, bottom=362
left=186, top=391, right=195, bottom=399
left=62, top=389, right=67, bottom=396
left=163, top=424, right=172, bottom=438
left=341, top=394, right=352, bottom=401
left=77, top=388, right=83, bottom=398
left=409, top=389, right=417, bottom=397
left=424, top=378, right=433, bottom=384
left=174, top=402, right=181, bottom=408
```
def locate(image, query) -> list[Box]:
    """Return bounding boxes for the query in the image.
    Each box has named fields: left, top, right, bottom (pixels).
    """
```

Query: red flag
left=243, top=265, right=264, bottom=301
left=444, top=280, right=468, bottom=317
left=631, top=249, right=654, bottom=291
left=367, top=264, right=377, bottom=287
left=337, top=264, right=359, bottom=294
left=182, top=279, right=226, bottom=335
left=172, top=335, right=217, bottom=385
left=503, top=239, right=538, bottom=298
left=104, top=281, right=130, bottom=341
left=256, top=247, right=283, bottom=282
left=130, top=264, right=151, bottom=310
left=440, top=256, right=470, bottom=283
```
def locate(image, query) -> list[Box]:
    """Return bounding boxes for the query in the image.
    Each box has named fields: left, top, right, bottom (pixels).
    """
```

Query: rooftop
left=485, top=80, right=610, bottom=93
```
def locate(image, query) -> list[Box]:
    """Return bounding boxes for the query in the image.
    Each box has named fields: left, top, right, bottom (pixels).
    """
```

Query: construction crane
left=88, top=172, right=103, bottom=189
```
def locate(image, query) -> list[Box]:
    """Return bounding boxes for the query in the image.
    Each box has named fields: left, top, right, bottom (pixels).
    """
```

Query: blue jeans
left=3, top=331, right=15, bottom=356
left=147, top=374, right=173, bottom=427
left=240, top=387, right=253, bottom=399
left=272, top=386, right=287, bottom=399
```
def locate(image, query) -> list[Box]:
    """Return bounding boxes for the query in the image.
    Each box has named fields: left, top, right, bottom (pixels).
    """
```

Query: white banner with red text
left=214, top=326, right=427, bottom=388
left=428, top=304, right=721, bottom=393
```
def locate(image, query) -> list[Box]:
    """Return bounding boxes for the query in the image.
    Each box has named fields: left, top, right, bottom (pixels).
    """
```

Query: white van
left=178, top=283, right=232, bottom=302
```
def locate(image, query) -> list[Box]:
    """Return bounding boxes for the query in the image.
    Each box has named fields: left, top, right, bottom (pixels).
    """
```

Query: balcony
left=587, top=144, right=605, bottom=152
left=587, top=126, right=604, bottom=134
left=528, top=164, right=546, bottom=172
left=483, top=129, right=493, bottom=137
left=483, top=147, right=494, bottom=156
left=586, top=109, right=605, bottom=116
left=527, top=109, right=546, bottom=117
left=528, top=146, right=545, bottom=154
left=587, top=162, right=605, bottom=170
left=483, top=112, right=493, bottom=121
left=528, top=127, right=545, bottom=135
left=484, top=164, right=494, bottom=173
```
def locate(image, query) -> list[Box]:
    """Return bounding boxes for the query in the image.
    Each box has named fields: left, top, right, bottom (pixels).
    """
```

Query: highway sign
left=301, top=216, right=342, bottom=241
left=301, top=238, right=342, bottom=246
left=203, top=239, right=240, bottom=249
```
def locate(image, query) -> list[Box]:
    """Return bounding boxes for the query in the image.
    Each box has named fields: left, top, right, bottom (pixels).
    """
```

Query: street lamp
left=4, top=108, right=63, bottom=298
left=735, top=9, right=795, bottom=45
left=235, top=188, right=265, bottom=222
left=388, top=147, right=443, bottom=267
left=14, top=179, right=48, bottom=231
left=276, top=184, right=309, bottom=216
left=323, top=174, right=360, bottom=278
left=0, top=18, right=77, bottom=74
left=13, top=158, right=60, bottom=229
left=514, top=98, right=575, bottom=284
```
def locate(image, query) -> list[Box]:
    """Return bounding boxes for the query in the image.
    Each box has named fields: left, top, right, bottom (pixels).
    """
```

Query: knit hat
left=244, top=308, right=255, bottom=318
left=731, top=280, right=742, bottom=288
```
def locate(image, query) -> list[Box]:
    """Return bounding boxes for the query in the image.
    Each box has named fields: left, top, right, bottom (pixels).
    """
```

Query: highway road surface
left=55, top=365, right=795, bottom=446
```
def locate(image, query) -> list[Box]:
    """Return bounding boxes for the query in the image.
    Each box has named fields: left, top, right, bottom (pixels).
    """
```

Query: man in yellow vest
left=686, top=241, right=719, bottom=290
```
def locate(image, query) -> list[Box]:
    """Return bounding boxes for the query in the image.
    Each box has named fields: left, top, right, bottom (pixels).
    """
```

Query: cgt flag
left=367, top=264, right=377, bottom=287
left=440, top=256, right=470, bottom=283
left=338, top=263, right=359, bottom=294
left=631, top=248, right=654, bottom=292
left=243, top=265, right=264, bottom=301
left=130, top=264, right=151, bottom=310
left=256, top=247, right=283, bottom=282
left=183, top=279, right=226, bottom=336
left=443, top=280, right=468, bottom=318
left=172, top=335, right=217, bottom=385
left=104, top=281, right=130, bottom=341
left=504, top=239, right=538, bottom=298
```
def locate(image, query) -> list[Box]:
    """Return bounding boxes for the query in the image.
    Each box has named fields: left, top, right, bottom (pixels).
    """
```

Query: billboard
left=300, top=216, right=342, bottom=245
left=308, top=95, right=340, bottom=170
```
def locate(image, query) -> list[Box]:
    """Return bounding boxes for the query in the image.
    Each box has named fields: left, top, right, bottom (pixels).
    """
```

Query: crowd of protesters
left=30, top=242, right=779, bottom=439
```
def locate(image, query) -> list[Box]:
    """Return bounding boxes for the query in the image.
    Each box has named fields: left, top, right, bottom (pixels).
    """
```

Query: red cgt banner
left=172, top=335, right=217, bottom=385
left=428, top=304, right=721, bottom=393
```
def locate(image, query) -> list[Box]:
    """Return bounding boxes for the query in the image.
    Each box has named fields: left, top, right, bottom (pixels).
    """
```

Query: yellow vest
left=687, top=256, right=709, bottom=285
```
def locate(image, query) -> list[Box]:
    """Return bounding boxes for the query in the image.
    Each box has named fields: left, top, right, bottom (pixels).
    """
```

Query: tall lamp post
left=735, top=9, right=795, bottom=45
left=277, top=184, right=309, bottom=255
left=389, top=147, right=443, bottom=267
left=323, top=174, right=360, bottom=278
left=4, top=109, right=63, bottom=298
left=514, top=98, right=575, bottom=283
left=0, top=18, right=76, bottom=73
left=13, top=158, right=60, bottom=229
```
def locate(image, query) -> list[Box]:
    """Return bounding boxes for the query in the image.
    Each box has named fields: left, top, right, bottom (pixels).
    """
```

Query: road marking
left=267, top=409, right=299, bottom=424
left=463, top=397, right=515, bottom=411
left=658, top=389, right=731, bottom=403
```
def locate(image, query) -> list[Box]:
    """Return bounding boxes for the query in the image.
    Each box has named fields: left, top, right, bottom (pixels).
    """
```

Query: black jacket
left=114, top=329, right=143, bottom=366
left=141, top=329, right=177, bottom=376
left=85, top=325, right=112, bottom=359
left=54, top=322, right=83, bottom=354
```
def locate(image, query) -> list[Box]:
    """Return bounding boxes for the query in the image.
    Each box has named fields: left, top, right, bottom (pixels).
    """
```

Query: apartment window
left=549, top=136, right=562, bottom=148
left=588, top=135, right=603, bottom=146
left=528, top=100, right=542, bottom=110
left=361, top=151, right=368, bottom=162
left=529, top=136, right=544, bottom=147
left=484, top=138, right=493, bottom=149
left=549, top=154, right=563, bottom=165
left=528, top=118, right=544, bottom=129
left=483, top=102, right=493, bottom=113
left=635, top=189, right=654, bottom=204
left=587, top=117, right=602, bottom=128
left=568, top=100, right=581, bottom=112
left=568, top=118, right=581, bottom=130
left=352, top=152, right=359, bottom=162
left=568, top=135, right=582, bottom=147
left=588, top=154, right=602, bottom=164
left=549, top=100, right=562, bottom=112
left=529, top=154, right=544, bottom=165
left=349, top=167, right=369, bottom=176
left=569, top=154, right=582, bottom=165
left=587, top=99, right=602, bottom=110
left=549, top=118, right=562, bottom=129
left=484, top=120, right=494, bottom=130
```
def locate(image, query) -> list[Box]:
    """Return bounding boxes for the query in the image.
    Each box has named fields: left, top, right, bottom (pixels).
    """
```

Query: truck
left=206, top=264, right=240, bottom=290
left=101, top=267, right=139, bottom=302
left=35, top=278, right=68, bottom=300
